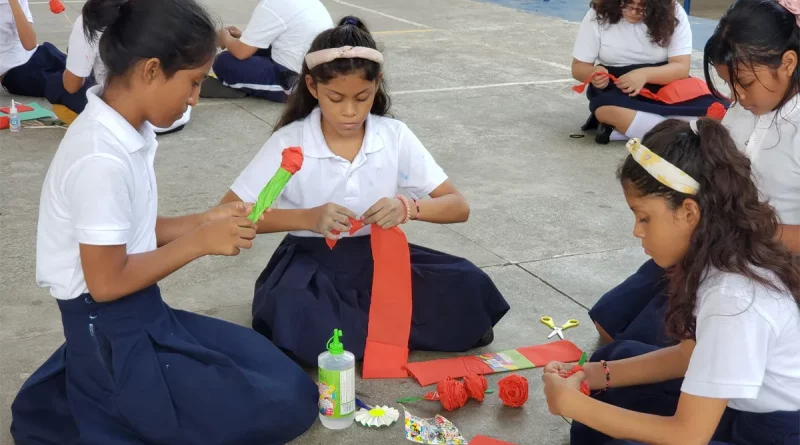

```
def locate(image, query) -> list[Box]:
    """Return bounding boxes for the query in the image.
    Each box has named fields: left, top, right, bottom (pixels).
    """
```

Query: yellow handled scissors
left=540, top=316, right=579, bottom=339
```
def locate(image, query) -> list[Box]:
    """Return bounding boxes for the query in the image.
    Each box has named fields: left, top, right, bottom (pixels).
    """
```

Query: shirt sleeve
left=397, top=124, right=448, bottom=199
left=681, top=286, right=773, bottom=400
left=65, top=16, right=94, bottom=78
left=65, top=155, right=134, bottom=246
left=572, top=9, right=600, bottom=64
left=239, top=2, right=287, bottom=49
left=667, top=4, right=693, bottom=58
left=230, top=137, right=284, bottom=204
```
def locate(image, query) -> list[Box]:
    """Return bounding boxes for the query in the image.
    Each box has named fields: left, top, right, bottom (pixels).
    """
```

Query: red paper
left=470, top=436, right=518, bottom=445
left=573, top=73, right=711, bottom=104
left=0, top=117, right=8, bottom=130
left=405, top=340, right=583, bottom=386
left=49, top=0, right=65, bottom=13
left=328, top=219, right=413, bottom=379
left=0, top=104, right=34, bottom=114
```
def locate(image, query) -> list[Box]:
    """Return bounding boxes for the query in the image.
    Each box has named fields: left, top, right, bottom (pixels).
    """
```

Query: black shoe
left=581, top=114, right=599, bottom=131
left=473, top=328, right=494, bottom=348
left=200, top=77, right=248, bottom=99
left=595, top=123, right=613, bottom=145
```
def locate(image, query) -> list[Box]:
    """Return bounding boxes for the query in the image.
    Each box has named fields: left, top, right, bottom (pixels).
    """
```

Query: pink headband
left=778, top=0, right=800, bottom=27
left=304, top=46, right=384, bottom=70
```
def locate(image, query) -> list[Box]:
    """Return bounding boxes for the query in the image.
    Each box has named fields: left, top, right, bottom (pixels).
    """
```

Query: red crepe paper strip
left=564, top=364, right=591, bottom=395
left=464, top=373, right=488, bottom=402
left=706, top=102, right=728, bottom=120
left=0, top=116, right=8, bottom=130
left=0, top=104, right=34, bottom=114
left=497, top=374, right=528, bottom=408
left=470, top=436, right=518, bottom=445
left=405, top=339, right=583, bottom=386
left=327, top=219, right=412, bottom=379
left=437, top=377, right=469, bottom=411
left=572, top=73, right=712, bottom=105
left=279, top=147, right=303, bottom=174
left=50, top=0, right=65, bottom=13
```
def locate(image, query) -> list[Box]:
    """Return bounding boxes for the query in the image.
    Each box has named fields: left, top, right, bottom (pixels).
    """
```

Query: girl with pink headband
left=219, top=15, right=510, bottom=368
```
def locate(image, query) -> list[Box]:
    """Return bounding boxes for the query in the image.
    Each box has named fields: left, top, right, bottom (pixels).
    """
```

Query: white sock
left=610, top=129, right=628, bottom=141
left=154, top=106, right=192, bottom=133
left=625, top=111, right=665, bottom=140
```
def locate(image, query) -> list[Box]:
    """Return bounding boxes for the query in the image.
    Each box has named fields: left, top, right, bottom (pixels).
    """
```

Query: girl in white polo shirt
left=220, top=16, right=510, bottom=367
left=9, top=0, right=318, bottom=443
left=51, top=12, right=192, bottom=132
left=543, top=118, right=800, bottom=445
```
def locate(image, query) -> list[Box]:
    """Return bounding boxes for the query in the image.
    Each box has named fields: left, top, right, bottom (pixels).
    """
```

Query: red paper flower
left=464, top=374, right=488, bottom=402
left=436, top=377, right=468, bottom=411
left=706, top=102, right=727, bottom=120
left=498, top=374, right=528, bottom=408
left=49, top=0, right=65, bottom=14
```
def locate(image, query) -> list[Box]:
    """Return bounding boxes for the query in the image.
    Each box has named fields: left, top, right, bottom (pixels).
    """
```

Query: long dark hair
left=704, top=0, right=800, bottom=110
left=274, top=16, right=391, bottom=132
left=82, top=0, right=218, bottom=82
left=590, top=0, right=679, bottom=47
left=618, top=118, right=800, bottom=339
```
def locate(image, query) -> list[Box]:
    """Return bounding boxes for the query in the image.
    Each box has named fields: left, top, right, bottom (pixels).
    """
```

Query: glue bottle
left=9, top=100, right=20, bottom=132
left=317, top=328, right=355, bottom=429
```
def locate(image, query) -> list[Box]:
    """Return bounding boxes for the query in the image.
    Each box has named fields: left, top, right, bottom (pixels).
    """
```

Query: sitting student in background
left=543, top=118, right=800, bottom=445
left=588, top=0, right=800, bottom=349
left=202, top=0, right=333, bottom=102
left=0, top=0, right=89, bottom=122
left=48, top=13, right=191, bottom=133
left=571, top=0, right=726, bottom=144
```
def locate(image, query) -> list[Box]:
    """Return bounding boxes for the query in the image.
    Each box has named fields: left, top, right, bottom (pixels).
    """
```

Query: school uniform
left=572, top=3, right=724, bottom=121
left=589, top=97, right=800, bottom=347
left=231, top=107, right=510, bottom=367
left=0, top=0, right=90, bottom=109
left=51, top=15, right=191, bottom=131
left=573, top=268, right=800, bottom=445
left=10, top=86, right=318, bottom=445
left=212, top=0, right=333, bottom=102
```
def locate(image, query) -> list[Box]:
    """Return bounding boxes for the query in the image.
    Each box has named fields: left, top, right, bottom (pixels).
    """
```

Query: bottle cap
left=326, top=329, right=344, bottom=355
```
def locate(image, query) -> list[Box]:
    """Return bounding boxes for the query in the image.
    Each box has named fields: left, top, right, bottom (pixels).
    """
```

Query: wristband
left=396, top=194, right=411, bottom=224
left=600, top=360, right=611, bottom=392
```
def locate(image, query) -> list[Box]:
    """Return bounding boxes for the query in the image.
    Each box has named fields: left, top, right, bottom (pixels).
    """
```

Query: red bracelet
left=396, top=194, right=411, bottom=224
left=600, top=360, right=611, bottom=392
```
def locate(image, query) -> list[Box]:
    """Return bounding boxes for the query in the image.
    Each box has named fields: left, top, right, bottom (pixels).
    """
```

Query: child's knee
left=212, top=51, right=238, bottom=78
left=595, top=106, right=620, bottom=124
left=594, top=320, right=614, bottom=344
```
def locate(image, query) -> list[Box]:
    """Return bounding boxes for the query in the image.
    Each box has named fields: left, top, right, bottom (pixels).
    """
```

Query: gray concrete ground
left=0, top=0, right=714, bottom=443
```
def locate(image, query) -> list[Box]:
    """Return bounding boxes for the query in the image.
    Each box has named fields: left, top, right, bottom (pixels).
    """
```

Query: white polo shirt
left=239, top=0, right=333, bottom=73
left=682, top=268, right=800, bottom=412
left=723, top=96, right=800, bottom=225
left=231, top=107, right=448, bottom=237
left=36, top=86, right=158, bottom=300
left=65, top=15, right=107, bottom=86
left=0, top=0, right=36, bottom=77
left=572, top=2, right=692, bottom=67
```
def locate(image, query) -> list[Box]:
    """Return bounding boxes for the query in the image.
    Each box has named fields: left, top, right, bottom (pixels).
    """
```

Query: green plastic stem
left=248, top=168, right=292, bottom=223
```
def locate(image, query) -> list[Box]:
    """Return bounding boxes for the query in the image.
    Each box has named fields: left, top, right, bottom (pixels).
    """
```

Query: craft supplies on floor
left=405, top=340, right=584, bottom=386
left=403, top=408, right=467, bottom=444
left=397, top=374, right=492, bottom=411
left=497, top=374, right=528, bottom=408
left=355, top=405, right=400, bottom=428
left=318, top=329, right=356, bottom=429
left=0, top=102, right=57, bottom=123
left=470, top=436, right=517, bottom=445
left=540, top=316, right=579, bottom=339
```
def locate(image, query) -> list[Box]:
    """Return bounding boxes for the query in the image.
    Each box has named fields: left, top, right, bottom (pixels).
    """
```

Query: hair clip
left=626, top=138, right=700, bottom=195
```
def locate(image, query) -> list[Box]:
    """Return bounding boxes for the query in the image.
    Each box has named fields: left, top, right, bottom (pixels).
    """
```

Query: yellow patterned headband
left=626, top=138, right=700, bottom=195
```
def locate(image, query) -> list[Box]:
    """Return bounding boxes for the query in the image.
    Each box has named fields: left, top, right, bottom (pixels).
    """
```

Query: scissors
left=540, top=316, right=579, bottom=339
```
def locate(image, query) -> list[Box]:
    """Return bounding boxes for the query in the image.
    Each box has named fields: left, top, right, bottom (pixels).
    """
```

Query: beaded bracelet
left=396, top=194, right=411, bottom=224
left=600, top=360, right=611, bottom=392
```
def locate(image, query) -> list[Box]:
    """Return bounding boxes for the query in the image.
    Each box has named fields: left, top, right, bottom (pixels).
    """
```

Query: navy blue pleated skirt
left=589, top=259, right=674, bottom=347
left=571, top=341, right=800, bottom=445
left=10, top=285, right=319, bottom=445
left=251, top=234, right=511, bottom=367
left=586, top=63, right=728, bottom=117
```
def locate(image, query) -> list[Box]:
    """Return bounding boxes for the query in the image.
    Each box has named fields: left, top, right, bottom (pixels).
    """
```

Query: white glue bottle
left=9, top=100, right=20, bottom=132
left=317, top=328, right=355, bottom=429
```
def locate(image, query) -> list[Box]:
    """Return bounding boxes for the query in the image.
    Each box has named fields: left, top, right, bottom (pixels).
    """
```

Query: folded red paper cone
left=405, top=340, right=583, bottom=386
left=573, top=73, right=711, bottom=105
left=470, top=435, right=518, bottom=445
left=328, top=219, right=413, bottom=379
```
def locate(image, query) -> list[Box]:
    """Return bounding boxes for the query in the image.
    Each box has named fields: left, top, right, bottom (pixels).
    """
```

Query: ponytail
left=274, top=15, right=391, bottom=132
left=618, top=118, right=800, bottom=339
left=80, top=0, right=218, bottom=82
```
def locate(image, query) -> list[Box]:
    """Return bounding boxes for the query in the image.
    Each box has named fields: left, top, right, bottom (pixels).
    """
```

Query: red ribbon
left=327, top=220, right=412, bottom=379
left=573, top=73, right=712, bottom=105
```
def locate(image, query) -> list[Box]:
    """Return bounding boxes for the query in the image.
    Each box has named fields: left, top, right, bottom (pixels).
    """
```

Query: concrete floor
left=0, top=0, right=718, bottom=443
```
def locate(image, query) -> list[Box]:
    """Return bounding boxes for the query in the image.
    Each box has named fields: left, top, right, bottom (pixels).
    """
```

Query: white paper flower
left=355, top=406, right=400, bottom=428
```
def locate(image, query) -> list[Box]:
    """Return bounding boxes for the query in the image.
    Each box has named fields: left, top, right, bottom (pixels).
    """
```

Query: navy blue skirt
left=571, top=341, right=800, bottom=445
left=589, top=259, right=674, bottom=347
left=586, top=63, right=727, bottom=117
left=252, top=234, right=511, bottom=367
left=10, top=285, right=319, bottom=445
